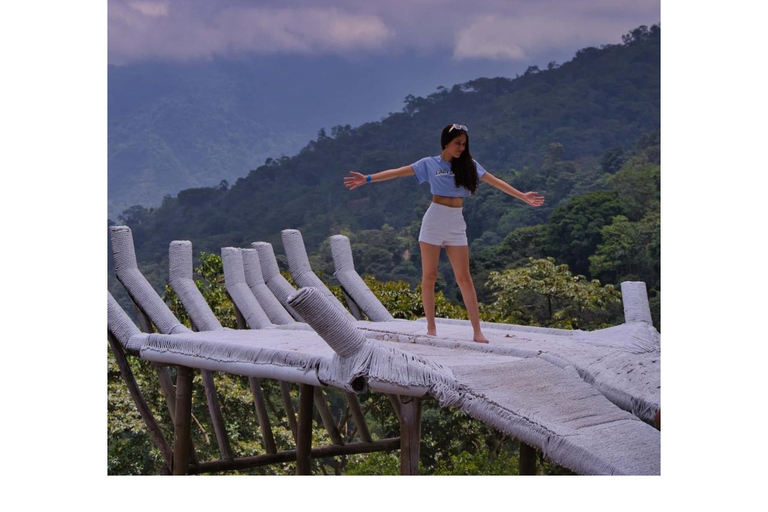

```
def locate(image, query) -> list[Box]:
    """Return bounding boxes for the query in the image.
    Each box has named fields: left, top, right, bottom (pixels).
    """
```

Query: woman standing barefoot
left=344, top=124, right=544, bottom=343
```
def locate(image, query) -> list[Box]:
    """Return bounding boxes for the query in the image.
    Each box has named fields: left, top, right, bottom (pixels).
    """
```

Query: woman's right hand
left=344, top=171, right=367, bottom=190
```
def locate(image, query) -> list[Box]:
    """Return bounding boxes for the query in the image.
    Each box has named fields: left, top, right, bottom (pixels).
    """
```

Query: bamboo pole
left=201, top=370, right=234, bottom=461
left=344, top=392, right=373, bottom=443
left=519, top=442, right=537, bottom=475
left=232, top=300, right=248, bottom=330
left=314, top=388, right=344, bottom=446
left=130, top=300, right=199, bottom=465
left=341, top=288, right=364, bottom=321
left=108, top=333, right=173, bottom=471
left=280, top=382, right=298, bottom=442
left=173, top=366, right=194, bottom=475
left=131, top=301, right=178, bottom=418
left=296, top=384, right=315, bottom=475
left=398, top=396, right=422, bottom=475
left=187, top=438, right=401, bottom=475
left=387, top=394, right=402, bottom=423
left=249, top=377, right=278, bottom=454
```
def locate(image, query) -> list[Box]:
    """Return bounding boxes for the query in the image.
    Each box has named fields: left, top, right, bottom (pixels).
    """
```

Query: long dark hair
left=440, top=124, right=478, bottom=194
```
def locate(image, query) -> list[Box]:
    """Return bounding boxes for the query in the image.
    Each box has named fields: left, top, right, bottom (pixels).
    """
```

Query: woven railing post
left=282, top=229, right=355, bottom=320
left=251, top=241, right=304, bottom=321
left=241, top=248, right=296, bottom=325
left=620, top=281, right=653, bottom=324
left=109, top=226, right=189, bottom=335
left=221, top=247, right=273, bottom=329
left=288, top=287, right=367, bottom=358
left=169, top=242, right=235, bottom=461
left=329, top=235, right=394, bottom=322
left=169, top=241, right=223, bottom=332
left=107, top=292, right=144, bottom=354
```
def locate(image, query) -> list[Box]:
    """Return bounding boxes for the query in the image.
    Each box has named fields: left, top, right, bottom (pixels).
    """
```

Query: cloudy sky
left=109, top=0, right=660, bottom=65
left=108, top=0, right=660, bottom=130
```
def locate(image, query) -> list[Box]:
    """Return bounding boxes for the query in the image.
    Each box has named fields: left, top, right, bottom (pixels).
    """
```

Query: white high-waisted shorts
left=418, top=202, right=467, bottom=247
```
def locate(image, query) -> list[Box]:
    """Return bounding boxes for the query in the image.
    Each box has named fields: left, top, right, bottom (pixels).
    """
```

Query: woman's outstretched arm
left=344, top=166, right=415, bottom=190
left=481, top=172, right=545, bottom=207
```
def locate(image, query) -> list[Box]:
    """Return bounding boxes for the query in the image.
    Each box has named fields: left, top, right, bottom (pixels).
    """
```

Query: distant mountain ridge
left=111, top=25, right=659, bottom=289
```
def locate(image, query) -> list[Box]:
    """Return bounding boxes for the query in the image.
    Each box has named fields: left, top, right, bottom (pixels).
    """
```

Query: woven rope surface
left=108, top=292, right=144, bottom=353
left=356, top=320, right=660, bottom=424
left=621, top=281, right=654, bottom=324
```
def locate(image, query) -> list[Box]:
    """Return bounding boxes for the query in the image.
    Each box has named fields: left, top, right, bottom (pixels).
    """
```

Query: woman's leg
left=419, top=242, right=442, bottom=336
left=444, top=245, right=489, bottom=343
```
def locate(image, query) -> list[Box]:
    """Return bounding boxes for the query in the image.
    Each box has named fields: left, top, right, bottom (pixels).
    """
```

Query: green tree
left=484, top=257, right=623, bottom=330
left=544, top=190, right=627, bottom=276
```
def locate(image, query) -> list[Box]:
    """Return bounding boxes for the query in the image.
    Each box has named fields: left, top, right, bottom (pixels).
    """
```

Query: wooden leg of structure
left=398, top=396, right=422, bottom=475
left=519, top=442, right=537, bottom=475
left=173, top=366, right=194, bottom=475
left=249, top=377, right=278, bottom=454
left=108, top=334, right=174, bottom=471
left=296, top=384, right=315, bottom=475
left=129, top=301, right=200, bottom=466
left=387, top=394, right=402, bottom=423
left=314, top=388, right=344, bottom=446
left=202, top=370, right=234, bottom=461
left=341, top=289, right=364, bottom=321
left=345, top=392, right=373, bottom=443
left=281, top=382, right=298, bottom=442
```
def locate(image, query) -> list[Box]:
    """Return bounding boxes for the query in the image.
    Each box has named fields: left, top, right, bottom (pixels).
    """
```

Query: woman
left=344, top=124, right=544, bottom=343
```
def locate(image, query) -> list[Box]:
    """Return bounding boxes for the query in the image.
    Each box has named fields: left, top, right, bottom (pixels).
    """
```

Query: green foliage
left=114, top=26, right=660, bottom=277
left=362, top=275, right=467, bottom=320
left=485, top=257, right=623, bottom=330
left=544, top=190, right=627, bottom=276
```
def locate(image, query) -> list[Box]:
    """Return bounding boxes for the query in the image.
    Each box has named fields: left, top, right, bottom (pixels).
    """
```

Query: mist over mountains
left=111, top=25, right=659, bottom=273
left=108, top=52, right=554, bottom=219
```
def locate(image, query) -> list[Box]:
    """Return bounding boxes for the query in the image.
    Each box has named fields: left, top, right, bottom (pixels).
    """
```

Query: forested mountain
left=109, top=25, right=660, bottom=324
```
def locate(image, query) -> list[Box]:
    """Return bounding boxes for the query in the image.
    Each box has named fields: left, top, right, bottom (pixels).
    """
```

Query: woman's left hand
left=521, top=191, right=545, bottom=207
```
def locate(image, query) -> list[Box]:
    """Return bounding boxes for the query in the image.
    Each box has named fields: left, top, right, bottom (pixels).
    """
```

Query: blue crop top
left=411, top=156, right=487, bottom=197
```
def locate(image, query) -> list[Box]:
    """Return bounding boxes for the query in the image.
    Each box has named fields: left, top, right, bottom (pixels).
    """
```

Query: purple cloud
left=108, top=0, right=659, bottom=64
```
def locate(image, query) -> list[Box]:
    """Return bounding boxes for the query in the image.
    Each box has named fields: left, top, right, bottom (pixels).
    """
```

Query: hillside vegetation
left=110, top=25, right=659, bottom=323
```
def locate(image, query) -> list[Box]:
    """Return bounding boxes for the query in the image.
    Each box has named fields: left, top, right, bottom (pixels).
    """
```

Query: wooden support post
left=173, top=366, right=194, bottom=475
left=188, top=321, right=232, bottom=461
left=314, top=388, right=344, bottom=446
left=249, top=377, right=278, bottom=454
left=130, top=301, right=179, bottom=419
left=519, top=442, right=537, bottom=475
left=131, top=301, right=153, bottom=334
left=231, top=299, right=248, bottom=330
left=345, top=392, right=373, bottom=443
left=296, top=384, right=315, bottom=475
left=130, top=300, right=201, bottom=465
left=201, top=370, right=234, bottom=461
left=280, top=382, right=298, bottom=442
left=188, top=437, right=401, bottom=475
left=398, top=396, right=422, bottom=475
left=108, top=333, right=173, bottom=471
left=341, top=288, right=364, bottom=321
left=387, top=394, right=402, bottom=423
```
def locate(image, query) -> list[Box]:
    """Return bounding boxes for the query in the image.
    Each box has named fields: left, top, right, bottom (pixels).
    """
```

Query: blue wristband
left=366, top=174, right=372, bottom=183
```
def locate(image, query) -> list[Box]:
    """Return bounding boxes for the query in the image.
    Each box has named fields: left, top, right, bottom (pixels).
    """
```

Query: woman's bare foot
left=426, top=325, right=437, bottom=336
left=473, top=332, right=489, bottom=344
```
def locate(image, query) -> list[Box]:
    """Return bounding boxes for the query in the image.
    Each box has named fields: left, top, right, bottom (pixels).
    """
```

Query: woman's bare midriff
left=432, top=195, right=463, bottom=208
